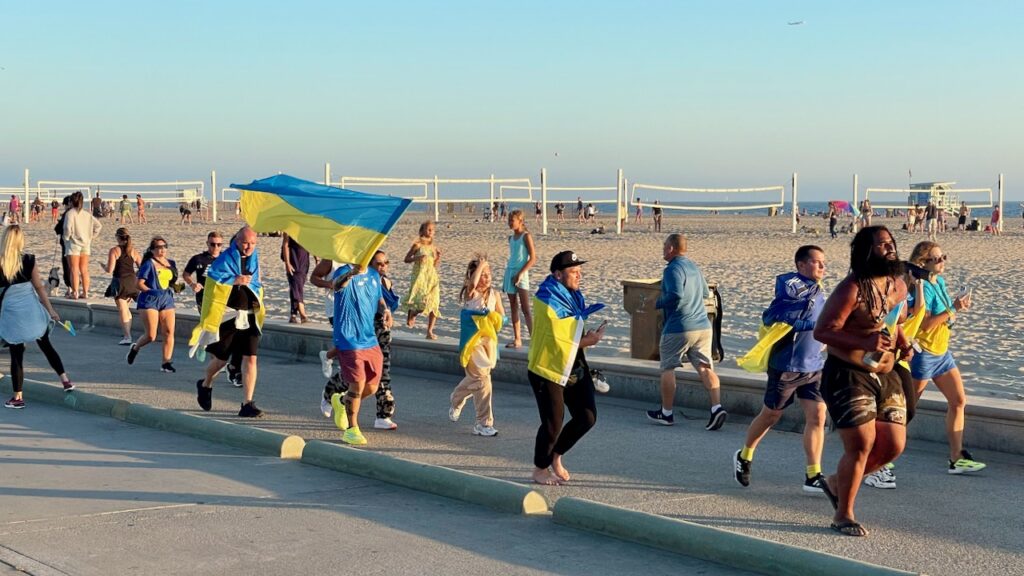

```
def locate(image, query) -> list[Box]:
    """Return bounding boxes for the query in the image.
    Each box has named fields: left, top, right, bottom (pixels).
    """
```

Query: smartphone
left=957, top=285, right=971, bottom=299
left=598, top=320, right=609, bottom=330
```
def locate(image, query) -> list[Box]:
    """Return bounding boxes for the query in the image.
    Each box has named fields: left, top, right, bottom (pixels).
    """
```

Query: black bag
left=104, top=277, right=119, bottom=298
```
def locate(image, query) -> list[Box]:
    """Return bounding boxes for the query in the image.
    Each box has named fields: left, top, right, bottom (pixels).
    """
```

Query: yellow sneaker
left=331, top=393, right=348, bottom=431
left=342, top=426, right=367, bottom=446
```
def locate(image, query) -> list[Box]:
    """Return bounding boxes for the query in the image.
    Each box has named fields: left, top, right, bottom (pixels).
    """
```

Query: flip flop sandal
left=831, top=520, right=868, bottom=537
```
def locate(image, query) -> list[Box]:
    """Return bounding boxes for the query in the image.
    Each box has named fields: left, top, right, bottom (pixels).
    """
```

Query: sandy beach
left=22, top=206, right=1024, bottom=402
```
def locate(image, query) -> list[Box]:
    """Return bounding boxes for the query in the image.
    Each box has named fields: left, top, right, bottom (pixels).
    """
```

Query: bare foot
left=505, top=341, right=521, bottom=349
left=551, top=462, right=571, bottom=483
left=532, top=468, right=562, bottom=486
left=426, top=332, right=438, bottom=340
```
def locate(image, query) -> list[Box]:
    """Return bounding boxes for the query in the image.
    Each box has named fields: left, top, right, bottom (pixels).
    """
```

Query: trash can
left=621, top=279, right=723, bottom=362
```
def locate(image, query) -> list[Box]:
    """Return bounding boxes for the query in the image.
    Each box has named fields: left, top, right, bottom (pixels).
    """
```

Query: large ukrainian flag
left=188, top=241, right=265, bottom=357
left=527, top=275, right=605, bottom=386
left=231, top=174, right=412, bottom=268
left=458, top=308, right=504, bottom=368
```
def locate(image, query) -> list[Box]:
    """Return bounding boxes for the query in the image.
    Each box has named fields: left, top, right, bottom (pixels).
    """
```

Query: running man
left=813, top=225, right=913, bottom=537
left=647, top=233, right=726, bottom=430
left=734, top=246, right=828, bottom=493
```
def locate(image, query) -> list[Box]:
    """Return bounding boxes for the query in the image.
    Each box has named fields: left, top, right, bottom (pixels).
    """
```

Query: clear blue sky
left=1, top=1, right=1020, bottom=200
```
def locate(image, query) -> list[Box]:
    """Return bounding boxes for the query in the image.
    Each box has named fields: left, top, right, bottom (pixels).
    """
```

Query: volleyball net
left=34, top=180, right=206, bottom=205
left=630, top=182, right=786, bottom=212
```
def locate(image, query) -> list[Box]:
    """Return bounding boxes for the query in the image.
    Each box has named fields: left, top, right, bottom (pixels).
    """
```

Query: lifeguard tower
left=908, top=182, right=959, bottom=213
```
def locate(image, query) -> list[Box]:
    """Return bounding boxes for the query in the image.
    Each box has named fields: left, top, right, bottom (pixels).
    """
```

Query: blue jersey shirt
left=762, top=272, right=825, bottom=373
left=332, top=265, right=383, bottom=351
left=657, top=255, right=711, bottom=334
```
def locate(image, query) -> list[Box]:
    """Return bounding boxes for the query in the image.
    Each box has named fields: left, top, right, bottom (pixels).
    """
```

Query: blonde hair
left=0, top=225, right=25, bottom=283
left=418, top=219, right=435, bottom=238
left=909, top=241, right=939, bottom=265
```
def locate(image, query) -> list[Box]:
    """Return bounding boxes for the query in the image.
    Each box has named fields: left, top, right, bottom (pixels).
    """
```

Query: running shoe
left=331, top=393, right=348, bottom=430
left=449, top=394, right=465, bottom=422
left=473, top=424, right=499, bottom=437
left=196, top=380, right=213, bottom=412
left=646, top=409, right=675, bottom=426
left=118, top=336, right=133, bottom=346
left=342, top=426, right=367, bottom=446
left=863, top=470, right=896, bottom=489
left=160, top=362, right=176, bottom=373
left=733, top=450, right=751, bottom=487
left=126, top=344, right=139, bottom=365
left=803, top=473, right=826, bottom=494
left=4, top=397, right=25, bottom=409
left=706, top=407, right=728, bottom=431
left=319, top=350, right=333, bottom=379
left=228, top=366, right=243, bottom=387
left=591, top=369, right=610, bottom=394
left=949, top=449, right=986, bottom=474
left=238, top=402, right=264, bottom=418
left=62, top=380, right=76, bottom=392
left=320, top=396, right=332, bottom=418
left=374, top=417, right=398, bottom=430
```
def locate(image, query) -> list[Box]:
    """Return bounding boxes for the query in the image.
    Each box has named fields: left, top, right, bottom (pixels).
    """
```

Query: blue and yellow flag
left=736, top=322, right=793, bottom=373
left=527, top=275, right=605, bottom=385
left=188, top=241, right=265, bottom=357
left=231, top=174, right=412, bottom=268
left=458, top=308, right=505, bottom=368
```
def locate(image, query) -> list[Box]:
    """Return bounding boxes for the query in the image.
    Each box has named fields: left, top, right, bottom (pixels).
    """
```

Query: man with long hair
left=813, top=226, right=914, bottom=537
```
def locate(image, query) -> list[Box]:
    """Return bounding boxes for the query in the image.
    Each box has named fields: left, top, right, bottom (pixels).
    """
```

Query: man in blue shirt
left=734, top=245, right=828, bottom=493
left=647, top=233, right=726, bottom=430
left=321, top=262, right=390, bottom=446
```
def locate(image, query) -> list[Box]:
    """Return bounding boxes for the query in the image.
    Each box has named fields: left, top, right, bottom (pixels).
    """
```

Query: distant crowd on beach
left=0, top=190, right=995, bottom=540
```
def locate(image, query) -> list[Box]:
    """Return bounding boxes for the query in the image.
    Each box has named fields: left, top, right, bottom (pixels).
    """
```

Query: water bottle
left=863, top=327, right=890, bottom=369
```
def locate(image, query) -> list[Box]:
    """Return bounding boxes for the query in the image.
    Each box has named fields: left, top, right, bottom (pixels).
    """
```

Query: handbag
left=104, top=277, right=119, bottom=298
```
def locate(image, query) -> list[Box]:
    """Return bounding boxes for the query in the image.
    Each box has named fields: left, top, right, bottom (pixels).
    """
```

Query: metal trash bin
left=621, top=279, right=723, bottom=362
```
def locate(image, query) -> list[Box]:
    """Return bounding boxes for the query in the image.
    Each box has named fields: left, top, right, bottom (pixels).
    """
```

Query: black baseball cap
left=550, top=250, right=587, bottom=272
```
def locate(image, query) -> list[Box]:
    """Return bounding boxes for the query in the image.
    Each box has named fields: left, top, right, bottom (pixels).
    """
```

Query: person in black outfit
left=184, top=231, right=244, bottom=386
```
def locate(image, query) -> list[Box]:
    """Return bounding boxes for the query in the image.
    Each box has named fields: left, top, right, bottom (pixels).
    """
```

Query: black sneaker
left=196, top=379, right=212, bottom=411
left=706, top=407, right=727, bottom=431
left=803, top=473, right=826, bottom=493
left=733, top=450, right=751, bottom=487
left=228, top=365, right=243, bottom=388
left=126, top=344, right=139, bottom=365
left=646, top=409, right=674, bottom=426
left=161, top=362, right=176, bottom=373
left=238, top=402, right=264, bottom=418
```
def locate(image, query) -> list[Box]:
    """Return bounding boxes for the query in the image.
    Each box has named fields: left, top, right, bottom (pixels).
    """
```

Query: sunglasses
left=373, top=260, right=389, bottom=266
left=208, top=242, right=223, bottom=247
left=154, top=244, right=168, bottom=249
left=925, top=254, right=948, bottom=263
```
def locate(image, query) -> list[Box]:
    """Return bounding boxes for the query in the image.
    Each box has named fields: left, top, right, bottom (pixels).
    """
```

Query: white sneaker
left=374, top=417, right=398, bottom=430
left=591, top=369, right=610, bottom=393
left=863, top=470, right=896, bottom=489
left=449, top=404, right=462, bottom=422
left=319, top=351, right=333, bottom=379
left=118, top=336, right=133, bottom=346
left=320, top=397, right=332, bottom=418
left=473, top=423, right=498, bottom=437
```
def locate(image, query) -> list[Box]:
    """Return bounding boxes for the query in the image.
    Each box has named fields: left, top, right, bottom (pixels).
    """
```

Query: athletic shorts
left=136, top=289, right=175, bottom=311
left=659, top=329, right=713, bottom=371
left=821, top=355, right=907, bottom=429
left=205, top=314, right=261, bottom=361
left=910, top=349, right=957, bottom=381
left=764, top=368, right=822, bottom=410
left=338, top=346, right=383, bottom=388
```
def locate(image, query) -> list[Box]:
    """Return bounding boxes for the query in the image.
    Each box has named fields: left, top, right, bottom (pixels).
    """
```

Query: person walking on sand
left=62, top=191, right=102, bottom=299
left=136, top=194, right=148, bottom=224
left=647, top=233, right=727, bottom=430
left=906, top=241, right=985, bottom=475
left=450, top=255, right=505, bottom=437
left=734, top=246, right=829, bottom=493
left=634, top=197, right=643, bottom=224
left=528, top=251, right=606, bottom=485
left=652, top=200, right=663, bottom=233
left=1, top=225, right=75, bottom=409
left=813, top=225, right=914, bottom=537
left=118, top=195, right=133, bottom=224
left=126, top=236, right=179, bottom=373
left=989, top=204, right=1001, bottom=235
left=403, top=220, right=442, bottom=339
left=102, top=228, right=141, bottom=345
left=503, top=209, right=535, bottom=349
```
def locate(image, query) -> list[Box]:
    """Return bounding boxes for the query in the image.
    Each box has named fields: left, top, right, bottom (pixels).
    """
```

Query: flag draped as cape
left=231, top=174, right=412, bottom=268
left=188, top=241, right=264, bottom=357
left=527, top=275, right=605, bottom=385
left=458, top=308, right=504, bottom=368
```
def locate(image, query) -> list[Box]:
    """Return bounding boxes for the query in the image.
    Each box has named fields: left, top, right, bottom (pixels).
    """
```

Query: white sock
left=711, top=404, right=722, bottom=413
left=662, top=408, right=673, bottom=417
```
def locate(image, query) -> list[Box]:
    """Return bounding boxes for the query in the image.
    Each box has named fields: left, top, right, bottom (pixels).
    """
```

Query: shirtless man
left=813, top=226, right=914, bottom=537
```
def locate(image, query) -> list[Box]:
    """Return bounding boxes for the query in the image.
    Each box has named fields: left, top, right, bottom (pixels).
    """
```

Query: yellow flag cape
left=736, top=322, right=793, bottom=373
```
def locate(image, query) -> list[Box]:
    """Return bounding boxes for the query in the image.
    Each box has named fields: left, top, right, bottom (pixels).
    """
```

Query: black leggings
left=9, top=333, right=66, bottom=394
left=529, top=368, right=597, bottom=470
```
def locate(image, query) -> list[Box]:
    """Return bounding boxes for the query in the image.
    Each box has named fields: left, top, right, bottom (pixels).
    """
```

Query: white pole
left=998, top=173, right=1005, bottom=232
left=211, top=170, right=218, bottom=224
left=616, top=169, right=624, bottom=235
left=489, top=174, right=495, bottom=223
left=433, top=175, right=440, bottom=222
left=324, top=162, right=331, bottom=186
left=23, top=168, right=29, bottom=222
left=852, top=174, right=859, bottom=233
left=541, top=168, right=548, bottom=236
left=791, top=172, right=798, bottom=233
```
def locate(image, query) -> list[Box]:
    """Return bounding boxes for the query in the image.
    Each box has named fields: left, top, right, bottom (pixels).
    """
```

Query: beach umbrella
left=231, top=174, right=412, bottom=268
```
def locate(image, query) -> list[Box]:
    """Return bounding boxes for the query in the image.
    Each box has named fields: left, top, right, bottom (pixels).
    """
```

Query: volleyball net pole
left=998, top=173, right=1005, bottom=233
left=791, top=172, right=799, bottom=233
left=211, top=170, right=218, bottom=224
left=852, top=174, right=860, bottom=234
left=23, top=168, right=30, bottom=222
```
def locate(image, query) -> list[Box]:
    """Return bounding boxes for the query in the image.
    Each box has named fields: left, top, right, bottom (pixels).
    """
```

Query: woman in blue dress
left=502, top=209, right=536, bottom=348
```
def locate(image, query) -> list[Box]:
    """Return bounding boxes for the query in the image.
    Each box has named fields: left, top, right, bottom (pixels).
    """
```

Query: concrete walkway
left=3, top=326, right=1022, bottom=575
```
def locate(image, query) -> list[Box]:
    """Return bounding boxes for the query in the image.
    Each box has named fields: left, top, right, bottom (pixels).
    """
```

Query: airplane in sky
left=788, top=20, right=804, bottom=25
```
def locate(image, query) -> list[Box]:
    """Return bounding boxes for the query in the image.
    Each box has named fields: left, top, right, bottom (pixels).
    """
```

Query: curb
left=123, top=403, right=305, bottom=459
left=552, top=497, right=918, bottom=576
left=301, top=439, right=549, bottom=515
